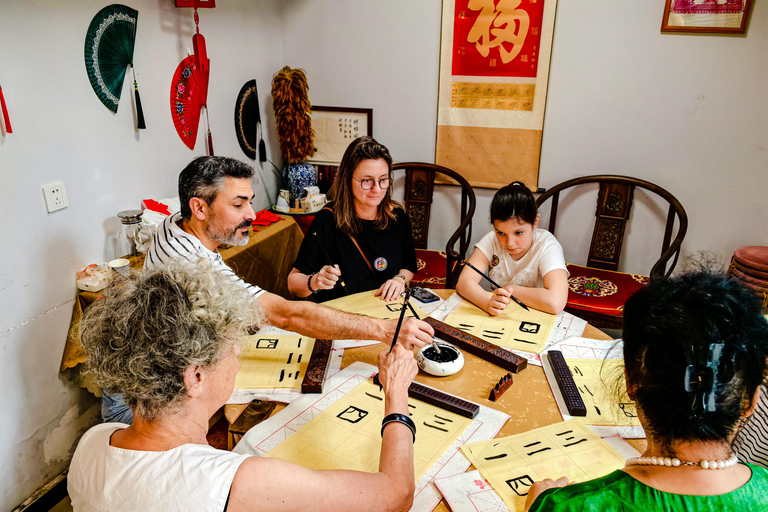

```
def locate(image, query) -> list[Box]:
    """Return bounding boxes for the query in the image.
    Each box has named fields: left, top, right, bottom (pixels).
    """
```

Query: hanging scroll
left=435, top=0, right=558, bottom=189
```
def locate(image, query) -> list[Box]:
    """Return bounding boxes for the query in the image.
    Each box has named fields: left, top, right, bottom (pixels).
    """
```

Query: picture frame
left=308, top=106, right=373, bottom=165
left=661, top=0, right=754, bottom=34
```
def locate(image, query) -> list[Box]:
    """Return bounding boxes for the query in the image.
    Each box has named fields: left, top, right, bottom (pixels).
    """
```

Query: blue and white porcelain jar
left=283, top=162, right=317, bottom=205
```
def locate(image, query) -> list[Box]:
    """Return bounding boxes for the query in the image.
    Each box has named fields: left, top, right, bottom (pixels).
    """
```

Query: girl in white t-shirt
left=457, top=181, right=569, bottom=315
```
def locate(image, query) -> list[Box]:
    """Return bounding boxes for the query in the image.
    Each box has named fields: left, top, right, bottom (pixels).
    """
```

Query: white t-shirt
left=474, top=229, right=567, bottom=288
left=68, top=423, right=251, bottom=512
left=144, top=213, right=264, bottom=299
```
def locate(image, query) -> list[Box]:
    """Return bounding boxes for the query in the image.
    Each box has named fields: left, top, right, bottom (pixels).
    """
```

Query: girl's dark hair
left=622, top=272, right=768, bottom=452
left=489, top=181, right=537, bottom=225
left=327, top=136, right=400, bottom=236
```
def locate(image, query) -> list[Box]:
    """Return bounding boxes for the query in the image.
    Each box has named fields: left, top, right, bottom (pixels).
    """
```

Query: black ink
left=365, top=392, right=383, bottom=401
left=286, top=352, right=293, bottom=365
left=297, top=354, right=302, bottom=363
left=423, top=422, right=449, bottom=432
left=513, top=338, right=536, bottom=344
left=256, top=338, right=278, bottom=349
left=556, top=430, right=573, bottom=436
left=563, top=438, right=588, bottom=447
left=506, top=475, right=534, bottom=496
left=337, top=406, right=368, bottom=423
left=594, top=406, right=601, bottom=415
left=279, top=369, right=285, bottom=382
left=583, top=384, right=593, bottom=396
left=483, top=330, right=504, bottom=335
left=519, top=322, right=540, bottom=334
left=620, top=403, right=638, bottom=418
left=423, top=345, right=460, bottom=362
left=434, top=415, right=453, bottom=422
left=527, top=447, right=552, bottom=456
left=523, top=441, right=541, bottom=448
left=484, top=453, right=508, bottom=460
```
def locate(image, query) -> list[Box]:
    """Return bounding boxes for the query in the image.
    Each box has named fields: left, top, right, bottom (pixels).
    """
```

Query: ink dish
left=417, top=342, right=464, bottom=376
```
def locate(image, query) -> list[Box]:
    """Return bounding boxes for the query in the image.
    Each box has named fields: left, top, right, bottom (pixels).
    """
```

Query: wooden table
left=230, top=290, right=644, bottom=512
left=60, top=216, right=304, bottom=375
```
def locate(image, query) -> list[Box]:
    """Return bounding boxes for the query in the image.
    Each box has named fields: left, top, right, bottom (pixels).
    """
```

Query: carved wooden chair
left=392, top=162, right=476, bottom=289
left=536, top=175, right=688, bottom=329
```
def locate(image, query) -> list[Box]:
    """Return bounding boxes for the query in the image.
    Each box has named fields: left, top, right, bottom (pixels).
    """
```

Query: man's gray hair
left=80, top=261, right=264, bottom=420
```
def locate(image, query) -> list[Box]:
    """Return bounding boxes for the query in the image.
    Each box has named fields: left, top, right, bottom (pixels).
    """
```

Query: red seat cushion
left=412, top=249, right=448, bottom=289
left=565, top=264, right=649, bottom=318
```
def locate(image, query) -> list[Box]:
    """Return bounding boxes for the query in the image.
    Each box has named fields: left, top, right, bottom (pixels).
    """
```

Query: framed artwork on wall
left=307, top=106, right=373, bottom=165
left=661, top=0, right=754, bottom=34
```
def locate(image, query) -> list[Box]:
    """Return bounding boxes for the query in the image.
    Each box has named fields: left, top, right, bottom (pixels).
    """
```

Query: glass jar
left=116, top=209, right=144, bottom=258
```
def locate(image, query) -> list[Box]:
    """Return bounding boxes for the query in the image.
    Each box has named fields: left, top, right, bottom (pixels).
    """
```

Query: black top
left=293, top=205, right=418, bottom=302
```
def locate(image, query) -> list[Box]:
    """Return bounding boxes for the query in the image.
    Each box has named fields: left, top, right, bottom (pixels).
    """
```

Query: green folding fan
left=84, top=4, right=145, bottom=128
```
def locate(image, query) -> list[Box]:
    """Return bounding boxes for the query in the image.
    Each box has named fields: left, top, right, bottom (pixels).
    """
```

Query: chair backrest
left=535, top=175, right=688, bottom=280
left=391, top=162, right=477, bottom=288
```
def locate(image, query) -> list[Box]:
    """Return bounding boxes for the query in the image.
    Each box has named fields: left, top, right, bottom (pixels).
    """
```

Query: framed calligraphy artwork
left=436, top=0, right=558, bottom=189
left=307, top=106, right=373, bottom=165
left=661, top=0, right=754, bottom=34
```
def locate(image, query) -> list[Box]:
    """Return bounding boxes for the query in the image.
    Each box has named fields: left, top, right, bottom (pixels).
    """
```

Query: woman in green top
left=526, top=272, right=768, bottom=511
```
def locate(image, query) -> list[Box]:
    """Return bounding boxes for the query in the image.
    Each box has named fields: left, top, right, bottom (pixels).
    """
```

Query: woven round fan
left=84, top=4, right=145, bottom=128
left=170, top=55, right=209, bottom=150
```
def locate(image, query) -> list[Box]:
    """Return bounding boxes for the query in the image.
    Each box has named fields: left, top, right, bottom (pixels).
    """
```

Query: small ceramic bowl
left=417, top=342, right=464, bottom=377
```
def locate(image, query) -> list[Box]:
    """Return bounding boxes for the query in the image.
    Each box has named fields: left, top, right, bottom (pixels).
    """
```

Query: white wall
left=282, top=0, right=768, bottom=274
left=0, top=1, right=283, bottom=508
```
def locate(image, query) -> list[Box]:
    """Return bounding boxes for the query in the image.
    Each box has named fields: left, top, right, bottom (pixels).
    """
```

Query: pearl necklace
left=625, top=455, right=739, bottom=470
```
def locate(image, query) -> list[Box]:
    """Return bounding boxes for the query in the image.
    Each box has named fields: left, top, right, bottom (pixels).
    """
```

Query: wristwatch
left=307, top=273, right=319, bottom=294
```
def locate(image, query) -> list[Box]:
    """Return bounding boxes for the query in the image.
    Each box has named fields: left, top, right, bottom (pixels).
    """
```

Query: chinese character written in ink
left=505, top=475, right=534, bottom=496
left=337, top=405, right=368, bottom=424
left=466, top=0, right=530, bottom=64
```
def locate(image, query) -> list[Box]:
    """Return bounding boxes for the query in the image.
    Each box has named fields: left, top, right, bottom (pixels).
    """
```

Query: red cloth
left=565, top=264, right=649, bottom=318
left=251, top=209, right=282, bottom=226
left=142, top=199, right=171, bottom=216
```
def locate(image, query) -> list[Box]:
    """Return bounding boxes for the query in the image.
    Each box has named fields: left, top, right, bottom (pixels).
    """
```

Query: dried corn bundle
left=271, top=66, right=315, bottom=163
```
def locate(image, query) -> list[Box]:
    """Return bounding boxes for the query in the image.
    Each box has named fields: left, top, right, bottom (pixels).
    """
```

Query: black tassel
left=258, top=137, right=267, bottom=163
left=208, top=129, right=214, bottom=156
left=134, top=80, right=146, bottom=130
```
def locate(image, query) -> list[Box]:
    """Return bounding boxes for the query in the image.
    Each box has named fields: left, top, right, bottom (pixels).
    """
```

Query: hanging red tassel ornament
left=0, top=84, right=13, bottom=133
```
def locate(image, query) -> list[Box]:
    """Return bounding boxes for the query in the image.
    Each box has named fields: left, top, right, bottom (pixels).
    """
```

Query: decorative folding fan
left=170, top=4, right=213, bottom=153
left=170, top=55, right=209, bottom=150
left=84, top=5, right=146, bottom=129
left=0, top=84, right=11, bottom=133
left=234, top=80, right=267, bottom=161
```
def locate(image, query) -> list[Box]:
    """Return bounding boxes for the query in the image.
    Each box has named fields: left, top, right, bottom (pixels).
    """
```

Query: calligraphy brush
left=462, top=260, right=530, bottom=311
left=388, top=288, right=412, bottom=353
left=312, top=232, right=350, bottom=295
left=403, top=291, right=441, bottom=354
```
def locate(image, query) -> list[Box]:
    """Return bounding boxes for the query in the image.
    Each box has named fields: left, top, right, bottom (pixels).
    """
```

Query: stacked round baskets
left=728, top=246, right=768, bottom=308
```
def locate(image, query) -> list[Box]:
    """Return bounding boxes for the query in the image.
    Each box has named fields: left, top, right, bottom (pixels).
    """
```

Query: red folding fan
left=170, top=54, right=209, bottom=150
left=170, top=3, right=214, bottom=153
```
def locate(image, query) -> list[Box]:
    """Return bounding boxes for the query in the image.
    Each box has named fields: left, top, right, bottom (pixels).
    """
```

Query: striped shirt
left=734, top=384, right=768, bottom=468
left=144, top=213, right=264, bottom=300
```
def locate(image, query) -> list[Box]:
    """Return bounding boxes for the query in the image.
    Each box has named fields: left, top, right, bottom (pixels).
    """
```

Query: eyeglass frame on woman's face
left=352, top=176, right=392, bottom=190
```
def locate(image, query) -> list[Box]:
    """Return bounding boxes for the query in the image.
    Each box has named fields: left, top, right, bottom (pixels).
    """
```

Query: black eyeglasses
left=353, top=177, right=392, bottom=190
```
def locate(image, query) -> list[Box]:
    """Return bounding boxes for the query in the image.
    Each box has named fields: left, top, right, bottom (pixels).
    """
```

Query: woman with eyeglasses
left=288, top=136, right=418, bottom=302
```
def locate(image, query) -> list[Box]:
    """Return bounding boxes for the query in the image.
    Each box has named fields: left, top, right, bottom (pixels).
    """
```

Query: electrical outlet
left=42, top=181, right=69, bottom=213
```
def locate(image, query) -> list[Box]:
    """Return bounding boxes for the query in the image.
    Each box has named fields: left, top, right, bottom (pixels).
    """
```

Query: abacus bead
left=701, top=460, right=709, bottom=469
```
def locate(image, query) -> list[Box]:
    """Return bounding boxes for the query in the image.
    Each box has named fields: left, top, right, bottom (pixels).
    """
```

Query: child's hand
left=488, top=288, right=511, bottom=316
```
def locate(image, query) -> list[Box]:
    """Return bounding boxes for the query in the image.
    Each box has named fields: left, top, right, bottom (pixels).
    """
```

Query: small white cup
left=108, top=258, right=131, bottom=277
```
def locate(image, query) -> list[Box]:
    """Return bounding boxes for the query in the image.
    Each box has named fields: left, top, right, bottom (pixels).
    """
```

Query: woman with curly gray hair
left=68, top=262, right=419, bottom=512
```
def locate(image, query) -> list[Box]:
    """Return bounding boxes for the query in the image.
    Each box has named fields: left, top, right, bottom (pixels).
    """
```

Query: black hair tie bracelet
left=381, top=413, right=416, bottom=443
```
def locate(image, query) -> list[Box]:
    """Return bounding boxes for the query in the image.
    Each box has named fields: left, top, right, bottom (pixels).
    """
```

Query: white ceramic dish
left=417, top=342, right=464, bottom=377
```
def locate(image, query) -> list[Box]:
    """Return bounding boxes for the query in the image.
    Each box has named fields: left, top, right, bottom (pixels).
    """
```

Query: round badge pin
left=491, top=255, right=500, bottom=267
left=374, top=257, right=388, bottom=271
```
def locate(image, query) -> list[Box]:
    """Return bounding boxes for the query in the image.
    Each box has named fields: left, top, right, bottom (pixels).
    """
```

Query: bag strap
left=349, top=234, right=376, bottom=275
